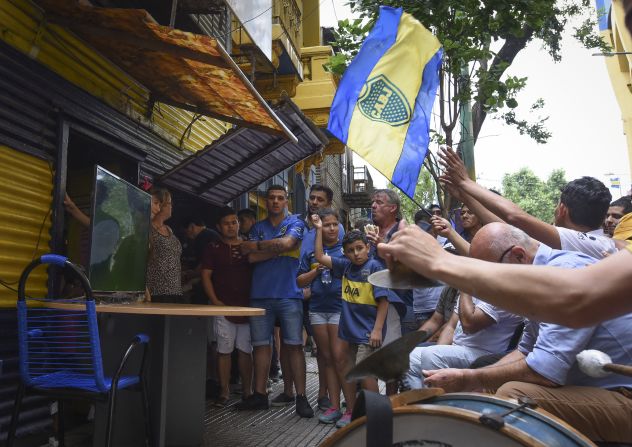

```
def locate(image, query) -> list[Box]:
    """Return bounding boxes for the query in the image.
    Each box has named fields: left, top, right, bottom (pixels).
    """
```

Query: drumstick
left=576, top=349, right=632, bottom=378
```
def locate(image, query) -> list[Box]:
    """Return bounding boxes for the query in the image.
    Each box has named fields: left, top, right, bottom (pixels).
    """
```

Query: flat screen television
left=87, top=166, right=151, bottom=293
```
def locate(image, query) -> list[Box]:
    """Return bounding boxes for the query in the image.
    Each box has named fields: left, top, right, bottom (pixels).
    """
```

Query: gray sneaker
left=317, top=396, right=332, bottom=411
left=271, top=392, right=295, bottom=407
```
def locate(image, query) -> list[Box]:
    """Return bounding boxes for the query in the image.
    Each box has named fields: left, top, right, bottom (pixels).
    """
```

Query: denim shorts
left=309, top=311, right=341, bottom=326
left=250, top=298, right=304, bottom=346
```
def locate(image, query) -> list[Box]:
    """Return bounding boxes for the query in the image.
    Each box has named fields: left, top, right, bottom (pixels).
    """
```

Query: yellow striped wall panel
left=0, top=145, right=53, bottom=307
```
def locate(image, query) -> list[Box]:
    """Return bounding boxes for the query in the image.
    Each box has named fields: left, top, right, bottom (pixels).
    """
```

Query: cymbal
left=368, top=269, right=442, bottom=290
left=346, top=330, right=431, bottom=383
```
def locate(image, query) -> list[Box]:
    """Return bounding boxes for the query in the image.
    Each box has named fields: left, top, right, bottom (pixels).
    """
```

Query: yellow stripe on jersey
left=342, top=278, right=377, bottom=306
left=280, top=246, right=301, bottom=259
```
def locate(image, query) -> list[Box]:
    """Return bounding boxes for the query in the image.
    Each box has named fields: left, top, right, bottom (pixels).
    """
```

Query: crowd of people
left=64, top=150, right=632, bottom=441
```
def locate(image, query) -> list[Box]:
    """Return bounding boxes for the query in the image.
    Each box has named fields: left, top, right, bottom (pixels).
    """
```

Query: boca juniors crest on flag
left=327, top=6, right=442, bottom=198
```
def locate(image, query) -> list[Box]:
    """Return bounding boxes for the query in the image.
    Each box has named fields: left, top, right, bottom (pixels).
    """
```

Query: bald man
left=423, top=223, right=632, bottom=444
left=404, top=224, right=526, bottom=389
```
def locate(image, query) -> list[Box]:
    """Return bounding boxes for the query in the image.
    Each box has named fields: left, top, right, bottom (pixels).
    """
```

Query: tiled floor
left=8, top=355, right=342, bottom=447
left=202, top=355, right=338, bottom=446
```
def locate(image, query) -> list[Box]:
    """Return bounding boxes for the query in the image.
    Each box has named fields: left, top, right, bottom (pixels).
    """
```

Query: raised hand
left=439, top=146, right=471, bottom=187
left=311, top=214, right=322, bottom=230
left=430, top=216, right=452, bottom=237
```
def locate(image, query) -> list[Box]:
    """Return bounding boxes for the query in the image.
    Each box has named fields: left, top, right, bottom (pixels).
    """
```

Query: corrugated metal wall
left=0, top=0, right=230, bottom=153
left=0, top=145, right=53, bottom=308
left=321, top=154, right=344, bottom=211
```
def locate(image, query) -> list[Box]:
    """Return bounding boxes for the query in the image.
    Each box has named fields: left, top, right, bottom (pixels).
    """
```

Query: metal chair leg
left=57, top=399, right=66, bottom=447
left=104, top=387, right=118, bottom=447
left=6, top=383, right=25, bottom=447
left=141, top=378, right=152, bottom=447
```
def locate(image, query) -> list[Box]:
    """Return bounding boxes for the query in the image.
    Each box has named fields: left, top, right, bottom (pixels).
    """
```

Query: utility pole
left=458, top=64, right=476, bottom=181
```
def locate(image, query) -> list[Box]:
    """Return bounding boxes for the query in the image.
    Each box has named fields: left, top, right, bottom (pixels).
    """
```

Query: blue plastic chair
left=7, top=254, right=151, bottom=447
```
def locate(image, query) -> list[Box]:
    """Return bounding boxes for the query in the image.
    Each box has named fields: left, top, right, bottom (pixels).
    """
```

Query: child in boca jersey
left=312, top=214, right=400, bottom=429
left=297, top=208, right=345, bottom=425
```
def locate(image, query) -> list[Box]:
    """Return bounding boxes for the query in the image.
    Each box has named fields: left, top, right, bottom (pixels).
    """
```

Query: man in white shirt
left=439, top=147, right=625, bottom=258
left=406, top=291, right=523, bottom=389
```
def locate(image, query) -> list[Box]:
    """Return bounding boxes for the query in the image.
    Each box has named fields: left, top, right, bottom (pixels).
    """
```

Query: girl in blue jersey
left=297, top=208, right=344, bottom=424
left=312, top=215, right=391, bottom=428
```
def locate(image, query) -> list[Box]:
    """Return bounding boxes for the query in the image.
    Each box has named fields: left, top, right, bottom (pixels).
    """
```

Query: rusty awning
left=36, top=0, right=297, bottom=142
left=159, top=98, right=329, bottom=205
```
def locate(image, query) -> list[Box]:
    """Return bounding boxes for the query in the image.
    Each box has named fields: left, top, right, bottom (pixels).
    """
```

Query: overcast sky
left=320, top=1, right=632, bottom=197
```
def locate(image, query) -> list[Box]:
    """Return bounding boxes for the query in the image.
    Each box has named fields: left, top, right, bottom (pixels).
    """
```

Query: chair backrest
left=16, top=255, right=108, bottom=393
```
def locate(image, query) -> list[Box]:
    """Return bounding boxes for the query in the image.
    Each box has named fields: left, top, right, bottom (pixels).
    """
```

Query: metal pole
left=458, top=64, right=476, bottom=181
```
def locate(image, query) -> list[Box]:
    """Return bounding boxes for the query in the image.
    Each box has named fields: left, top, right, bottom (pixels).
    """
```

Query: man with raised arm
left=420, top=223, right=632, bottom=444
left=439, top=147, right=624, bottom=257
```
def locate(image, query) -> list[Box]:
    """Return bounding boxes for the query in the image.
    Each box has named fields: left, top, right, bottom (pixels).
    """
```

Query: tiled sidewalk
left=202, top=356, right=338, bottom=446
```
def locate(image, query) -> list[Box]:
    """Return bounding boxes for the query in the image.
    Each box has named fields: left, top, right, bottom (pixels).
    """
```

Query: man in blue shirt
left=424, top=223, right=632, bottom=444
left=237, top=185, right=313, bottom=418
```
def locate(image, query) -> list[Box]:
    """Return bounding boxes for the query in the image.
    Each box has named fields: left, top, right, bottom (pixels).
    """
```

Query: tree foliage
left=501, top=167, right=567, bottom=223
left=326, top=1, right=608, bottom=146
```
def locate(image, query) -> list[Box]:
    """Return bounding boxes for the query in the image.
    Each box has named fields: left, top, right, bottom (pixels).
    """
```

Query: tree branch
left=471, top=27, right=534, bottom=143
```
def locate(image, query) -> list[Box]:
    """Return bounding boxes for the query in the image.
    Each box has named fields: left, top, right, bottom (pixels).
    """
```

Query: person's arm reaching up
left=311, top=214, right=333, bottom=269
left=442, top=181, right=504, bottom=226
left=431, top=216, right=470, bottom=255
left=440, top=147, right=561, bottom=248
left=377, top=225, right=632, bottom=328
left=64, top=193, right=90, bottom=228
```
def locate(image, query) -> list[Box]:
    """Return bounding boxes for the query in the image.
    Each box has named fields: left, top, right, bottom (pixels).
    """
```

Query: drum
left=321, top=392, right=595, bottom=447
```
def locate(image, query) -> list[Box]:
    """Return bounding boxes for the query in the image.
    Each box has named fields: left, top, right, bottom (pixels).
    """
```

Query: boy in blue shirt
left=312, top=215, right=399, bottom=428
left=298, top=208, right=344, bottom=424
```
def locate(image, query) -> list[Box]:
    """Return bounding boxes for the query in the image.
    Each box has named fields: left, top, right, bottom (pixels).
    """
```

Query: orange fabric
left=37, top=0, right=282, bottom=133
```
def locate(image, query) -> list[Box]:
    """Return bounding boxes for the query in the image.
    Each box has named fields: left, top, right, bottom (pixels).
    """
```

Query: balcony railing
left=353, top=166, right=373, bottom=193
left=273, top=0, right=302, bottom=61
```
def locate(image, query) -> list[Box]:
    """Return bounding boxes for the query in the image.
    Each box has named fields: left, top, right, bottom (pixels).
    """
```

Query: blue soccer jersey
left=249, top=214, right=306, bottom=300
left=298, top=241, right=344, bottom=314
left=331, top=257, right=402, bottom=344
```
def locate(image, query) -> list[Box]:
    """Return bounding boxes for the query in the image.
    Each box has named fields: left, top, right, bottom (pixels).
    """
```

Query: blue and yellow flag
left=327, top=6, right=442, bottom=198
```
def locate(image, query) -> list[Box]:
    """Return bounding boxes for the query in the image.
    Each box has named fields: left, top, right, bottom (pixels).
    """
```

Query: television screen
left=88, top=166, right=151, bottom=293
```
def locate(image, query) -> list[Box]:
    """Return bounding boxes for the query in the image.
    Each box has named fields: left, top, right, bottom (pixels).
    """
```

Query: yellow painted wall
left=302, top=0, right=320, bottom=47
left=0, top=0, right=230, bottom=153
left=602, top=0, right=632, bottom=179
left=0, top=145, right=52, bottom=307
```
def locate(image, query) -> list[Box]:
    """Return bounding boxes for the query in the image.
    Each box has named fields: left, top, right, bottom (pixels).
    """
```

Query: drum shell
left=321, top=393, right=596, bottom=447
